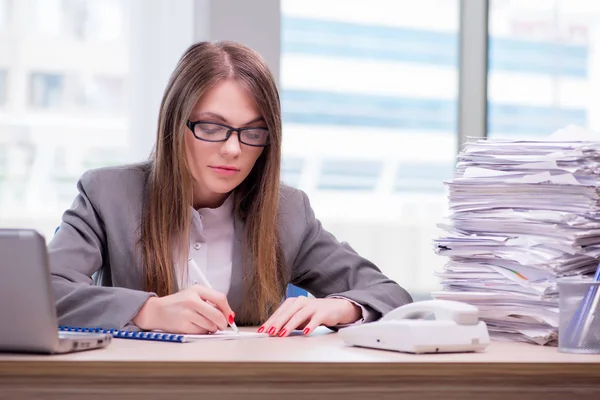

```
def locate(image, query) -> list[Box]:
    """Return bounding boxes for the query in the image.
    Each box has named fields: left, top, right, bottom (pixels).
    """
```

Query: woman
left=49, top=41, right=412, bottom=337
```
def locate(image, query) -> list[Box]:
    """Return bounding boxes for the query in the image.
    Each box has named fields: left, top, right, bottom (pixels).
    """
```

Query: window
left=1, top=0, right=131, bottom=237
left=0, top=0, right=9, bottom=30
left=0, top=144, right=6, bottom=191
left=488, top=0, right=600, bottom=138
left=29, top=73, right=64, bottom=108
left=318, top=160, right=382, bottom=191
left=0, top=70, right=6, bottom=105
left=394, top=162, right=453, bottom=193
left=32, top=0, right=123, bottom=41
left=29, top=73, right=126, bottom=112
left=281, top=0, right=459, bottom=297
left=281, top=157, right=304, bottom=188
left=282, top=90, right=456, bottom=131
left=73, top=75, right=126, bottom=113
left=1, top=1, right=198, bottom=239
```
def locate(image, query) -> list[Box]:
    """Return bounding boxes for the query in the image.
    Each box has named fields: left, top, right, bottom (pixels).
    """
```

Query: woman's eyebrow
left=191, top=112, right=265, bottom=126
left=243, top=116, right=266, bottom=125
left=192, top=112, right=227, bottom=123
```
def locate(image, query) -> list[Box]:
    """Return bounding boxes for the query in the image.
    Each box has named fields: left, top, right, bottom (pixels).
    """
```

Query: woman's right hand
left=132, top=286, right=234, bottom=334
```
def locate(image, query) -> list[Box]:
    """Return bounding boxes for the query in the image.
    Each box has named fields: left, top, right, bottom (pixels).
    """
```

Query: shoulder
left=277, top=183, right=316, bottom=242
left=278, top=183, right=309, bottom=218
left=80, top=161, right=151, bottom=188
left=77, top=161, right=151, bottom=210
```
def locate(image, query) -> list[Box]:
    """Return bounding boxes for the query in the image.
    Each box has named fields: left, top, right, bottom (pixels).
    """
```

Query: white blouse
left=176, top=195, right=369, bottom=324
left=177, top=195, right=234, bottom=293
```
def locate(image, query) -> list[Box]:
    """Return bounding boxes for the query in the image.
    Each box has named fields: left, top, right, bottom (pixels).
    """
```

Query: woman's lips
left=209, top=166, right=240, bottom=176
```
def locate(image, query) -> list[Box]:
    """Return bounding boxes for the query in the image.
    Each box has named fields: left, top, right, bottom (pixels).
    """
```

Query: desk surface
left=0, top=328, right=600, bottom=364
left=0, top=327, right=599, bottom=363
left=1, top=328, right=600, bottom=400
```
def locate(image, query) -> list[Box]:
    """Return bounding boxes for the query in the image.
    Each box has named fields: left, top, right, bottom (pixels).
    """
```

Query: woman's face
left=185, top=79, right=266, bottom=208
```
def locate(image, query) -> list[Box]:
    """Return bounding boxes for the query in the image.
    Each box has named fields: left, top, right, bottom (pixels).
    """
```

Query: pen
left=566, top=262, right=600, bottom=347
left=188, top=258, right=239, bottom=333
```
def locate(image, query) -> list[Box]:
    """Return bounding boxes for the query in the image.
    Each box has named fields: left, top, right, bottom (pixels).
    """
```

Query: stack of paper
left=433, top=127, right=600, bottom=345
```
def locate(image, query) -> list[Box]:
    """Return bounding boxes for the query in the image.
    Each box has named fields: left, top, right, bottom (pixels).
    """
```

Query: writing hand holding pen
left=187, top=258, right=239, bottom=333
left=131, top=259, right=238, bottom=334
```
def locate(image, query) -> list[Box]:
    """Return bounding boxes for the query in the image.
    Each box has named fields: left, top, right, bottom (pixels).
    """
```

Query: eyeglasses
left=186, top=120, right=270, bottom=147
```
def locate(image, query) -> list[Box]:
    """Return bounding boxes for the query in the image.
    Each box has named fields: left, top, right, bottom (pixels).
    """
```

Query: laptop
left=0, top=228, right=112, bottom=354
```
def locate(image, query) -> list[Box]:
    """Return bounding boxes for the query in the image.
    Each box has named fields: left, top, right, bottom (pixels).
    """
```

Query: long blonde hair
left=139, top=41, right=284, bottom=325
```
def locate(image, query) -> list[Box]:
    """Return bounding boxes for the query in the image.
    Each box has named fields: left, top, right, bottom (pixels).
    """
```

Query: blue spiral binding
left=59, top=326, right=185, bottom=343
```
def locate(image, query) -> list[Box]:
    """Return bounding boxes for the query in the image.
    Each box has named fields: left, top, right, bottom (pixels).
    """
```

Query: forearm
left=328, top=281, right=413, bottom=319
left=53, top=278, right=155, bottom=330
left=130, top=296, right=160, bottom=330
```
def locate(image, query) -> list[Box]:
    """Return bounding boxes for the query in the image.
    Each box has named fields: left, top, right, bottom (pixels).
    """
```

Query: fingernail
left=303, top=327, right=310, bottom=335
left=257, top=326, right=265, bottom=333
left=268, top=327, right=276, bottom=335
left=278, top=329, right=287, bottom=337
left=228, top=313, right=235, bottom=324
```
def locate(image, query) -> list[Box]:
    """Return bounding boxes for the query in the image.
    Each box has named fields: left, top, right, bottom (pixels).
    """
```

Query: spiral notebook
left=59, top=326, right=268, bottom=343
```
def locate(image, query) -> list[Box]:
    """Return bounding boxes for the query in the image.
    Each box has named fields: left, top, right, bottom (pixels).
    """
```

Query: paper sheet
left=179, top=331, right=269, bottom=341
left=434, top=128, right=600, bottom=345
left=153, top=330, right=269, bottom=342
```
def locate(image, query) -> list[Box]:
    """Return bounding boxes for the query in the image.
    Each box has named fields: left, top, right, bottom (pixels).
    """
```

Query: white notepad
left=149, top=330, right=269, bottom=342
left=177, top=330, right=269, bottom=341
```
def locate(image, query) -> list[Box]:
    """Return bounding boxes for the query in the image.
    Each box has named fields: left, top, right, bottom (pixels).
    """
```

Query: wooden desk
left=1, top=328, right=600, bottom=400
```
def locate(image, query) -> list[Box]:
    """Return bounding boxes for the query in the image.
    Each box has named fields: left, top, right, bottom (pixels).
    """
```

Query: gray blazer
left=48, top=162, right=412, bottom=329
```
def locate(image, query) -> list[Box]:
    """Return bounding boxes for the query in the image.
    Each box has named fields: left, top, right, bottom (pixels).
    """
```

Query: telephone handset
left=338, top=299, right=490, bottom=354
left=380, top=299, right=479, bottom=325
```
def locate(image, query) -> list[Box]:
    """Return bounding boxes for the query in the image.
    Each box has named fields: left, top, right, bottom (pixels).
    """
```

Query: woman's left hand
left=258, top=296, right=362, bottom=337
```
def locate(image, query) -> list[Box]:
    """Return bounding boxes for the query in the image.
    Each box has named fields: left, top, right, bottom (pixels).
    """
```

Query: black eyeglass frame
left=186, top=120, right=270, bottom=147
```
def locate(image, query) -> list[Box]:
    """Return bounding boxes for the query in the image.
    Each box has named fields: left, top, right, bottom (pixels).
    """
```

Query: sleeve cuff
left=327, top=295, right=374, bottom=327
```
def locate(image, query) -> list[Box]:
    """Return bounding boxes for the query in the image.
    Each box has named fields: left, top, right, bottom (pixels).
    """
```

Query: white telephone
left=338, top=299, right=490, bottom=354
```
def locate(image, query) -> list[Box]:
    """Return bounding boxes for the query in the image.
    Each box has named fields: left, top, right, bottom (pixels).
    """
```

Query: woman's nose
left=221, top=131, right=242, bottom=155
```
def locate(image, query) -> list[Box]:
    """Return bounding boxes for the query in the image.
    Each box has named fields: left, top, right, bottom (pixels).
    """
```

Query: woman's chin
left=205, top=183, right=237, bottom=195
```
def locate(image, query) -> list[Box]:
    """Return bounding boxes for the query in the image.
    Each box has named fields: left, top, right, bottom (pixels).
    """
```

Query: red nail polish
left=257, top=326, right=265, bottom=333
left=303, top=327, right=310, bottom=335
left=228, top=313, right=235, bottom=324
left=278, top=329, right=287, bottom=337
left=268, top=327, right=276, bottom=335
